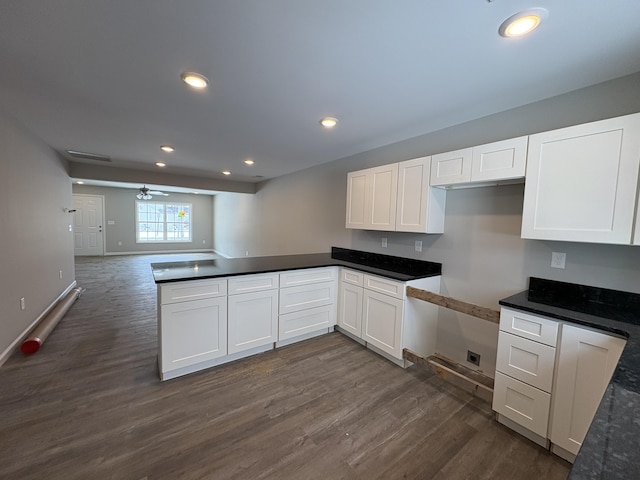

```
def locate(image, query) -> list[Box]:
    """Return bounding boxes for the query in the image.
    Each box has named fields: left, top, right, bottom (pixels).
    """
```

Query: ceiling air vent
left=66, top=150, right=111, bottom=162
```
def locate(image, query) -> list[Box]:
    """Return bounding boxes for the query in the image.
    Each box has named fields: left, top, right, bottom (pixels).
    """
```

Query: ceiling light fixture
left=499, top=9, right=547, bottom=38
left=222, top=170, right=231, bottom=175
left=160, top=145, right=175, bottom=153
left=244, top=159, right=255, bottom=165
left=76, top=181, right=84, bottom=185
left=155, top=162, right=167, bottom=167
left=320, top=117, right=338, bottom=128
left=181, top=72, right=208, bottom=89
left=136, top=186, right=153, bottom=200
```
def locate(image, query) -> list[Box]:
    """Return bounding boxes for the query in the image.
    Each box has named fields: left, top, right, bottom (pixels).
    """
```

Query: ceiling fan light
left=137, top=186, right=153, bottom=200
left=320, top=117, right=338, bottom=128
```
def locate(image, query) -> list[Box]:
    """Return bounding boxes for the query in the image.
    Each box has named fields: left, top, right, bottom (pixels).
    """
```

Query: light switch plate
left=415, top=240, right=422, bottom=252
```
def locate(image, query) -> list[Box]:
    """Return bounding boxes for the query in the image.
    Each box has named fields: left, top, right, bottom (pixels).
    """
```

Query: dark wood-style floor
left=0, top=254, right=571, bottom=480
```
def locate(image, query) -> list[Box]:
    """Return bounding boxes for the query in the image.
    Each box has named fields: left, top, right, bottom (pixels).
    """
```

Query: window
left=136, top=201, right=192, bottom=243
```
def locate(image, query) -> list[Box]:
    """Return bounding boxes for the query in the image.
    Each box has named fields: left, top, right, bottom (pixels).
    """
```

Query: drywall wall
left=213, top=71, right=640, bottom=376
left=71, top=185, right=214, bottom=254
left=0, top=111, right=75, bottom=362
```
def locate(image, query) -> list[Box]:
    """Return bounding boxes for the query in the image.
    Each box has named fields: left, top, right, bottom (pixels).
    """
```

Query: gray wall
left=72, top=185, right=214, bottom=254
left=213, top=71, right=640, bottom=375
left=0, top=112, right=75, bottom=361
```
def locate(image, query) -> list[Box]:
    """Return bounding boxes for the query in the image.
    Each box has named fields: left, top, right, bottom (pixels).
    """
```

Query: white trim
left=104, top=249, right=215, bottom=256
left=212, top=249, right=233, bottom=259
left=0, top=281, right=78, bottom=367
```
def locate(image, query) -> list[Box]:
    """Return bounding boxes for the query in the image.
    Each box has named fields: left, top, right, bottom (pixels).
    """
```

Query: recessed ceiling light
left=76, top=181, right=84, bottom=184
left=160, top=145, right=175, bottom=153
left=320, top=117, right=338, bottom=128
left=222, top=170, right=231, bottom=175
left=244, top=159, right=255, bottom=165
left=181, top=72, right=208, bottom=89
left=499, top=9, right=547, bottom=38
left=155, top=162, right=167, bottom=167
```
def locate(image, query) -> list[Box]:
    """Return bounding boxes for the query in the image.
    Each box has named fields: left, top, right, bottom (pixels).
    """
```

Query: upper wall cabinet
left=430, top=136, right=528, bottom=187
left=521, top=113, right=640, bottom=245
left=346, top=157, right=445, bottom=233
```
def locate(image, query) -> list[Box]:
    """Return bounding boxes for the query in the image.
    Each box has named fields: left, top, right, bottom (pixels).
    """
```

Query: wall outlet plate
left=381, top=237, right=388, bottom=248
left=551, top=252, right=566, bottom=269
left=467, top=350, right=481, bottom=366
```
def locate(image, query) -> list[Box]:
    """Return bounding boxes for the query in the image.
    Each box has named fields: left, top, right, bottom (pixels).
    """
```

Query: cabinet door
left=228, top=289, right=278, bottom=354
left=160, top=297, right=227, bottom=372
left=522, top=113, right=640, bottom=244
left=430, top=147, right=472, bottom=186
left=346, top=169, right=369, bottom=229
left=396, top=156, right=445, bottom=233
left=368, top=163, right=398, bottom=231
left=550, top=324, right=626, bottom=456
left=337, top=282, right=363, bottom=337
left=471, top=136, right=528, bottom=182
left=362, top=290, right=404, bottom=359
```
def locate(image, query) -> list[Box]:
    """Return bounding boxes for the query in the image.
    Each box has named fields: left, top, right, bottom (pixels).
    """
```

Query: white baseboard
left=212, top=249, right=233, bottom=259
left=103, top=249, right=216, bottom=256
left=0, top=281, right=78, bottom=367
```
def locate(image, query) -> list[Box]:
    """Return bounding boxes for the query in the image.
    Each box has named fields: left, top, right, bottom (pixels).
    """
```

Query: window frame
left=135, top=200, right=193, bottom=243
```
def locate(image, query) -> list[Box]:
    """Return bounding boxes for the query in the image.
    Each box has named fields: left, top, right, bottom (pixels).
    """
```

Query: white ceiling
left=1, top=1, right=640, bottom=187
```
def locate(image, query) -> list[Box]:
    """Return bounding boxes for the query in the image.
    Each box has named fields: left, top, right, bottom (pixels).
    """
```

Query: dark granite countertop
left=151, top=247, right=442, bottom=284
left=500, top=278, right=640, bottom=480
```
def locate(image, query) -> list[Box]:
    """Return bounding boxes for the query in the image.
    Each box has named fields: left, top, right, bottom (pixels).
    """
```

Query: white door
left=73, top=194, right=105, bottom=256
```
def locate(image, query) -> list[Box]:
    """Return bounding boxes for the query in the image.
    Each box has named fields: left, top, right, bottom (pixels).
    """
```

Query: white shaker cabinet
left=549, top=324, right=626, bottom=458
left=362, top=288, right=404, bottom=359
left=346, top=157, right=444, bottom=233
left=345, top=164, right=398, bottom=231
left=430, top=136, right=528, bottom=187
left=227, top=274, right=279, bottom=355
left=396, top=156, right=445, bottom=233
left=522, top=112, right=640, bottom=244
left=158, top=278, right=229, bottom=380
left=337, top=269, right=364, bottom=338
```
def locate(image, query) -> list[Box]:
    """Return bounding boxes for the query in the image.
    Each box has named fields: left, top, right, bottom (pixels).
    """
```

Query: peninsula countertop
left=500, top=278, right=640, bottom=480
left=151, top=247, right=442, bottom=284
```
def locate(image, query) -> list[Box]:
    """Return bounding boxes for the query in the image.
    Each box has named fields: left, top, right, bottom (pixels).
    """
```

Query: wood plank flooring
left=0, top=254, right=571, bottom=480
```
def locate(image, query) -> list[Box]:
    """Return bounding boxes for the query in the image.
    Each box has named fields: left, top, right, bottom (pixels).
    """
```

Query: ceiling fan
left=136, top=185, right=169, bottom=200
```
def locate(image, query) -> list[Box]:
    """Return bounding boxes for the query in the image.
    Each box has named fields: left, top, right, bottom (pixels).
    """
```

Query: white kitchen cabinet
left=493, top=307, right=558, bottom=446
left=549, top=324, right=626, bottom=458
left=522, top=112, right=640, bottom=244
left=362, top=288, right=405, bottom=359
left=337, top=269, right=365, bottom=338
left=470, top=136, right=528, bottom=182
left=346, top=158, right=444, bottom=233
left=159, top=296, right=227, bottom=378
left=345, top=164, right=398, bottom=231
left=430, top=147, right=472, bottom=186
left=278, top=268, right=337, bottom=343
left=430, top=136, right=528, bottom=187
left=395, top=157, right=445, bottom=233
left=228, top=288, right=278, bottom=355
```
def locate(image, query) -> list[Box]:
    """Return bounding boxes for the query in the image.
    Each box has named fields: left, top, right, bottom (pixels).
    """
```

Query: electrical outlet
left=467, top=350, right=481, bottom=366
left=551, top=252, right=566, bottom=269
left=202, top=239, right=206, bottom=244
left=20, top=297, right=25, bottom=311
left=118, top=241, right=122, bottom=246
left=59, top=270, right=63, bottom=279
left=381, top=237, right=388, bottom=248
left=415, top=240, right=422, bottom=252
left=245, top=251, right=249, bottom=256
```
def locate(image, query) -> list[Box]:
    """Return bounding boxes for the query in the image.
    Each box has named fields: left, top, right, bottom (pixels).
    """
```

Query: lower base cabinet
left=493, top=307, right=626, bottom=461
left=362, top=289, right=404, bottom=358
left=228, top=289, right=279, bottom=355
left=549, top=323, right=626, bottom=457
left=159, top=296, right=228, bottom=373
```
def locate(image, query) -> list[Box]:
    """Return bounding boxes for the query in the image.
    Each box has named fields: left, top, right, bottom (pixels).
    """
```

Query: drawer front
left=228, top=273, right=279, bottom=295
left=340, top=268, right=364, bottom=287
left=500, top=307, right=559, bottom=347
left=364, top=274, right=404, bottom=299
left=160, top=278, right=228, bottom=304
left=278, top=305, right=336, bottom=341
left=492, top=371, right=551, bottom=438
left=279, top=282, right=337, bottom=315
left=279, top=267, right=337, bottom=287
left=496, top=332, right=556, bottom=392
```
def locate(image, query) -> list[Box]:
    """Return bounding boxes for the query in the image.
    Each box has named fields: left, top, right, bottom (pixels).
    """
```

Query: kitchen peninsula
left=152, top=247, right=442, bottom=380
